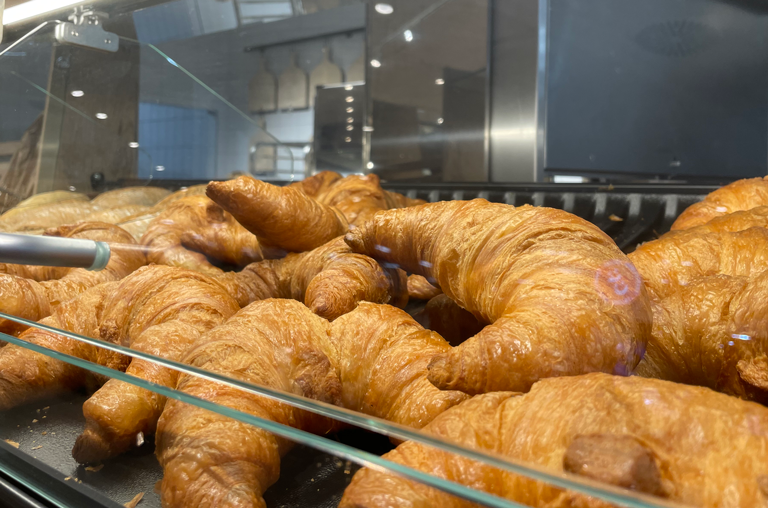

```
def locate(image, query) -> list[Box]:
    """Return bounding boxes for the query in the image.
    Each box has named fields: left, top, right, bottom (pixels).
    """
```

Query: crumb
left=36, top=409, right=40, bottom=414
left=32, top=419, right=38, bottom=423
left=51, top=432, right=55, bottom=435
left=42, top=431, right=47, bottom=436
left=31, top=445, right=42, bottom=450
left=609, top=214, right=623, bottom=222
left=42, top=416, right=46, bottom=419
left=85, top=465, right=104, bottom=473
left=4, top=440, right=19, bottom=448
left=124, top=492, right=144, bottom=508
left=310, top=478, right=314, bottom=482
left=64, top=477, right=71, bottom=481
left=43, top=406, right=49, bottom=410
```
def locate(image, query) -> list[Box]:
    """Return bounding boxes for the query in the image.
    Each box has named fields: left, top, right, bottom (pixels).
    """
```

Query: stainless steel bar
left=0, top=232, right=110, bottom=270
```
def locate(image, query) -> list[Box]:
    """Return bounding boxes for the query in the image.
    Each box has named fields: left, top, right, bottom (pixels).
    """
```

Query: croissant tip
left=426, top=354, right=451, bottom=389
left=72, top=430, right=112, bottom=465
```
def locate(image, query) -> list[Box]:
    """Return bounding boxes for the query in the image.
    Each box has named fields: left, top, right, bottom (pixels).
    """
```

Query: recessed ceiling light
left=346, top=107, right=354, bottom=113
left=129, top=142, right=139, bottom=148
left=70, top=90, right=84, bottom=97
left=344, top=85, right=354, bottom=91
left=404, top=30, right=413, bottom=42
left=345, top=137, right=352, bottom=143
left=347, top=117, right=354, bottom=123
left=345, top=96, right=354, bottom=103
left=437, top=118, right=444, bottom=125
left=366, top=162, right=375, bottom=169
left=95, top=112, right=108, bottom=120
left=374, top=3, right=393, bottom=15
left=370, top=59, right=381, bottom=68
left=435, top=78, right=445, bottom=85
left=346, top=125, right=354, bottom=131
left=155, top=165, right=165, bottom=172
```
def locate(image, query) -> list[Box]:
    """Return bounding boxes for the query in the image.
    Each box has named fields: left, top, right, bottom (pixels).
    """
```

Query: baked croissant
left=341, top=373, right=768, bottom=508
left=345, top=200, right=651, bottom=394
left=9, top=190, right=88, bottom=210
left=671, top=176, right=768, bottom=230
left=627, top=226, right=768, bottom=301
left=207, top=176, right=350, bottom=252
left=635, top=270, right=768, bottom=402
left=0, top=222, right=145, bottom=334
left=157, top=299, right=467, bottom=508
left=116, top=185, right=208, bottom=241
left=140, top=195, right=265, bottom=275
left=0, top=282, right=125, bottom=410
left=0, top=200, right=100, bottom=233
left=217, top=236, right=407, bottom=320
left=407, top=274, right=442, bottom=300
left=679, top=205, right=768, bottom=234
left=90, top=186, right=170, bottom=208
left=82, top=204, right=150, bottom=225
left=72, top=265, right=240, bottom=464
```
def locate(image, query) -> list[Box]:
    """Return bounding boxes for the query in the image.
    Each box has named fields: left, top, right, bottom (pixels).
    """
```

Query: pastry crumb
left=41, top=431, right=47, bottom=435
left=31, top=445, right=42, bottom=450
left=64, top=477, right=71, bottom=481
left=43, top=406, right=49, bottom=410
left=609, top=214, right=623, bottom=222
left=85, top=464, right=104, bottom=473
left=4, top=440, right=19, bottom=448
left=32, top=419, right=38, bottom=423
left=124, top=492, right=144, bottom=508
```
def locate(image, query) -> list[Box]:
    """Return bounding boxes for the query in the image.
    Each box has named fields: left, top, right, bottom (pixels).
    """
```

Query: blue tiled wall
left=138, top=103, right=217, bottom=180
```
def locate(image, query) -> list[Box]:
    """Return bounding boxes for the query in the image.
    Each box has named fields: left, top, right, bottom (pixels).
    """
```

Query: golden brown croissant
left=0, top=282, right=126, bottom=410
left=341, top=373, right=768, bottom=508
left=9, top=190, right=89, bottom=210
left=90, top=186, right=170, bottom=208
left=115, top=185, right=209, bottom=241
left=157, top=299, right=467, bottom=507
left=635, top=270, right=768, bottom=402
left=627, top=226, right=768, bottom=301
left=0, top=222, right=145, bottom=334
left=72, top=265, right=240, bottom=464
left=217, top=236, right=407, bottom=319
left=140, top=195, right=265, bottom=275
left=82, top=204, right=150, bottom=225
left=345, top=200, right=651, bottom=394
left=407, top=274, right=442, bottom=300
left=680, top=205, right=768, bottom=233
left=422, top=294, right=484, bottom=347
left=290, top=170, right=344, bottom=198
left=207, top=176, right=350, bottom=252
left=0, top=200, right=100, bottom=233
left=671, top=176, right=768, bottom=230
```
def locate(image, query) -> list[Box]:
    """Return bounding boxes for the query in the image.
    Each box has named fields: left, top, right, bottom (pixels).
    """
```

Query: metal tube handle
left=0, top=233, right=111, bottom=271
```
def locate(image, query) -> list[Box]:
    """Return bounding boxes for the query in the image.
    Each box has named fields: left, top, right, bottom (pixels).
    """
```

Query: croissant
left=8, top=190, right=88, bottom=210
left=345, top=200, right=651, bottom=394
left=341, top=373, right=768, bottom=508
left=217, top=236, right=407, bottom=320
left=627, top=226, right=768, bottom=301
left=407, top=274, right=442, bottom=300
left=0, top=200, right=100, bottom=233
left=422, top=294, right=484, bottom=347
left=635, top=270, right=768, bottom=402
left=671, top=176, right=768, bottom=230
left=290, top=170, right=343, bottom=198
left=140, top=195, right=265, bottom=275
left=680, top=205, right=768, bottom=234
left=157, top=299, right=467, bottom=507
left=90, top=186, right=170, bottom=208
left=0, top=282, right=125, bottom=410
left=72, top=265, right=240, bottom=464
left=81, top=204, right=150, bottom=225
left=0, top=222, right=145, bottom=334
left=207, top=176, right=349, bottom=252
left=116, top=185, right=209, bottom=241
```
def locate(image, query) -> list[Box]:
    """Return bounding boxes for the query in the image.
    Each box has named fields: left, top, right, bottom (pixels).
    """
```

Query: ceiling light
left=95, top=112, right=108, bottom=120
left=345, top=96, right=354, bottom=103
left=346, top=107, right=354, bottom=113
left=70, top=90, right=84, bottom=98
left=68, top=185, right=76, bottom=191
left=345, top=137, right=352, bottom=143
left=303, top=145, right=311, bottom=153
left=344, top=85, right=354, bottom=91
left=363, top=126, right=374, bottom=132
left=347, top=117, right=354, bottom=123
left=155, top=165, right=165, bottom=172
left=129, top=142, right=139, bottom=148
left=3, top=0, right=87, bottom=25
left=370, top=59, right=381, bottom=68
left=404, top=30, right=413, bottom=42
left=374, top=3, right=393, bottom=15
left=366, top=162, right=375, bottom=169
left=435, top=78, right=444, bottom=85
left=437, top=118, right=444, bottom=125
left=346, top=125, right=354, bottom=131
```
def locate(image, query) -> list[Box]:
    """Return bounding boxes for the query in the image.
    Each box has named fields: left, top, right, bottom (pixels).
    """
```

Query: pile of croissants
left=2, top=172, right=768, bottom=508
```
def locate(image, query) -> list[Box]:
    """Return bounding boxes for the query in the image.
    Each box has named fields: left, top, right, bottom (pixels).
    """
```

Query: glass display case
left=1, top=1, right=768, bottom=508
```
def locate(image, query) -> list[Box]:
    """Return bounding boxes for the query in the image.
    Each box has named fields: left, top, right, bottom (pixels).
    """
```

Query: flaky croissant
left=217, top=237, right=407, bottom=320
left=207, top=176, right=349, bottom=252
left=140, top=195, right=266, bottom=275
left=407, top=274, right=442, bottom=300
left=422, top=294, right=484, bottom=347
left=157, top=299, right=467, bottom=508
left=627, top=226, right=768, bottom=301
left=635, top=270, right=768, bottom=402
left=341, top=373, right=768, bottom=508
left=72, top=265, right=240, bottom=464
left=345, top=200, right=651, bottom=394
left=0, top=200, right=100, bottom=233
left=679, top=205, right=768, bottom=234
left=116, top=185, right=209, bottom=242
left=671, top=176, right=768, bottom=230
left=0, top=282, right=126, bottom=410
left=90, top=186, right=170, bottom=208
left=0, top=222, right=145, bottom=334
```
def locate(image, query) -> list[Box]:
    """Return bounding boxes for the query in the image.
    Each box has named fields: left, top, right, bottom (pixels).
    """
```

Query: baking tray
left=0, top=392, right=395, bottom=507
